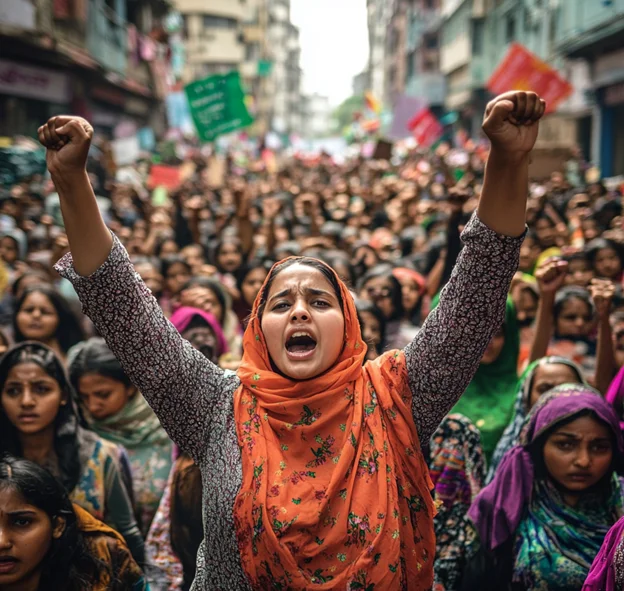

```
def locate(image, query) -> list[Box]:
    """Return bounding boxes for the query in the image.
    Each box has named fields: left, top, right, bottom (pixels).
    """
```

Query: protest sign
left=408, top=109, right=443, bottom=147
left=147, top=165, right=181, bottom=190
left=184, top=72, right=253, bottom=143
left=111, top=136, right=140, bottom=166
left=487, top=43, right=572, bottom=113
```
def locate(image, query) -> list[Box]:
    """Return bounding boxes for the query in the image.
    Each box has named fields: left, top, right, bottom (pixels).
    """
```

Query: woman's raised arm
left=405, top=91, right=545, bottom=442
left=39, top=117, right=231, bottom=464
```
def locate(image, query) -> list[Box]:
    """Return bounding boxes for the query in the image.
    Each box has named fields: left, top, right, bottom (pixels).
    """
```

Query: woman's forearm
left=595, top=316, right=616, bottom=394
left=52, top=170, right=113, bottom=276
left=529, top=294, right=554, bottom=363
left=478, top=152, right=529, bottom=238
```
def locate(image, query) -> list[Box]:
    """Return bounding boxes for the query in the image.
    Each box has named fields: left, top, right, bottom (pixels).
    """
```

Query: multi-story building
left=302, top=93, right=331, bottom=138
left=367, top=0, right=390, bottom=106
left=405, top=0, right=445, bottom=113
left=385, top=0, right=408, bottom=106
left=0, top=0, right=172, bottom=138
left=352, top=70, right=369, bottom=97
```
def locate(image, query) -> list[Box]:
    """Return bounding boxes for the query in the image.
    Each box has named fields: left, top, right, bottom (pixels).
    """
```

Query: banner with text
left=184, top=72, right=253, bottom=143
left=487, top=43, right=572, bottom=113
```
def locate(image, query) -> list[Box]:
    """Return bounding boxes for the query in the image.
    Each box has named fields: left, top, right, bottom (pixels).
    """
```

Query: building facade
left=367, top=0, right=390, bottom=106
left=302, top=93, right=331, bottom=138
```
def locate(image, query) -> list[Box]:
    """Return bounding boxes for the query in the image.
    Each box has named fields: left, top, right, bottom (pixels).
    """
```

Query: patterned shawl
left=233, top=258, right=436, bottom=590
left=487, top=356, right=585, bottom=482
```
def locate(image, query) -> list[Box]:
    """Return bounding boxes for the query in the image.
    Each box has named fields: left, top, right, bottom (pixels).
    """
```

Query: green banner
left=257, top=60, right=273, bottom=77
left=184, top=71, right=253, bottom=143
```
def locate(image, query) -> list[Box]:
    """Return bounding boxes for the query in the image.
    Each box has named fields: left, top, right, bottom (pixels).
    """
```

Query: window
left=505, top=14, right=516, bottom=43
left=203, top=15, right=237, bottom=29
left=472, top=18, right=484, bottom=54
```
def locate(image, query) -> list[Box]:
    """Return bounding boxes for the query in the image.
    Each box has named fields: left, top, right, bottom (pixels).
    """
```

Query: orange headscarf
left=234, top=258, right=435, bottom=590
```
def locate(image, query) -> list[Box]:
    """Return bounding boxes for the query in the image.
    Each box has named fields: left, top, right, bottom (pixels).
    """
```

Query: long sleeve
left=404, top=214, right=523, bottom=442
left=55, top=235, right=237, bottom=464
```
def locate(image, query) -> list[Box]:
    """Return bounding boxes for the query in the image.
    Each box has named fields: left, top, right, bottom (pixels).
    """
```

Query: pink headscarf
left=606, top=367, right=624, bottom=431
left=169, top=306, right=229, bottom=358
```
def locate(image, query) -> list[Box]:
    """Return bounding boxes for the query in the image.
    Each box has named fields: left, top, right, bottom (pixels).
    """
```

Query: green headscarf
left=431, top=295, right=520, bottom=460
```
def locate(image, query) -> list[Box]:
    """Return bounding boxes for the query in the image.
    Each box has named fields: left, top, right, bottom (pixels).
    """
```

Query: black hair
left=553, top=286, right=595, bottom=336
left=235, top=259, right=273, bottom=293
left=585, top=238, right=623, bottom=272
left=256, top=257, right=344, bottom=319
left=564, top=250, right=590, bottom=265
left=68, top=338, right=133, bottom=396
left=357, top=265, right=404, bottom=322
left=355, top=299, right=387, bottom=354
left=319, top=252, right=356, bottom=288
left=181, top=276, right=228, bottom=324
left=13, top=285, right=86, bottom=355
left=160, top=255, right=192, bottom=279
left=0, top=455, right=110, bottom=590
left=529, top=409, right=620, bottom=487
left=0, top=343, right=84, bottom=493
left=154, top=236, right=179, bottom=259
left=213, top=236, right=245, bottom=273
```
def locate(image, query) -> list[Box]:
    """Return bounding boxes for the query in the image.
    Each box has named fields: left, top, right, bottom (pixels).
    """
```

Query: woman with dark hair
left=43, top=90, right=544, bottom=589
left=584, top=515, right=624, bottom=590
left=0, top=454, right=147, bottom=590
left=464, top=384, right=624, bottom=591
left=586, top=238, right=623, bottom=282
left=393, top=267, right=427, bottom=327
left=68, top=337, right=173, bottom=535
left=0, top=342, right=144, bottom=564
left=214, top=236, right=245, bottom=276
left=355, top=299, right=386, bottom=361
left=13, top=284, right=86, bottom=359
left=234, top=260, right=271, bottom=326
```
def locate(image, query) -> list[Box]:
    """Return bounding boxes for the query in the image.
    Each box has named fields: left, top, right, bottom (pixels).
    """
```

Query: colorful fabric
left=429, top=414, right=485, bottom=591
left=469, top=384, right=624, bottom=557
left=442, top=297, right=520, bottom=459
left=584, top=515, right=624, bottom=591
left=74, top=503, right=148, bottom=591
left=170, top=306, right=229, bottom=356
left=87, top=391, right=173, bottom=534
left=487, top=356, right=584, bottom=482
left=606, top=366, right=624, bottom=431
left=514, top=477, right=623, bottom=591
left=233, top=257, right=436, bottom=589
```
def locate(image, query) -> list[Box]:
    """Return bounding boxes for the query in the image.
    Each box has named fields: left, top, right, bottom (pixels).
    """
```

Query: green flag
left=257, top=60, right=273, bottom=77
left=184, top=71, right=254, bottom=143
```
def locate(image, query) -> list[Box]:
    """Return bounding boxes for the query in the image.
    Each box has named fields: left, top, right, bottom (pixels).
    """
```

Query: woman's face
left=480, top=326, right=505, bottom=365
left=16, top=293, right=59, bottom=343
left=0, top=237, right=19, bottom=265
left=165, top=262, right=191, bottom=296
left=594, top=247, right=622, bottom=280
left=182, top=324, right=219, bottom=364
left=1, top=363, right=64, bottom=436
left=518, top=237, right=539, bottom=273
left=512, top=285, right=538, bottom=328
left=218, top=242, right=243, bottom=273
left=261, top=265, right=345, bottom=381
left=359, top=311, right=382, bottom=350
left=582, top=219, right=600, bottom=242
left=360, top=276, right=395, bottom=320
left=0, top=487, right=64, bottom=587
left=181, top=245, right=205, bottom=272
left=241, top=268, right=268, bottom=307
left=528, top=363, right=581, bottom=409
left=556, top=297, right=593, bottom=338
left=398, top=278, right=422, bottom=314
left=565, top=258, right=593, bottom=287
left=535, top=218, right=556, bottom=248
left=77, top=374, right=134, bottom=420
left=187, top=287, right=224, bottom=324
left=160, top=239, right=179, bottom=257
left=135, top=263, right=163, bottom=297
left=543, top=415, right=613, bottom=496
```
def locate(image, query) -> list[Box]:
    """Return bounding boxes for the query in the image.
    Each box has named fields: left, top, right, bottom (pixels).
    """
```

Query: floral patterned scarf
left=233, top=258, right=436, bottom=590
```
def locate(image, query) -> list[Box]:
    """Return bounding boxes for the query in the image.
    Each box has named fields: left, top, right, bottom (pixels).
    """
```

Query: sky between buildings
left=290, top=0, right=370, bottom=107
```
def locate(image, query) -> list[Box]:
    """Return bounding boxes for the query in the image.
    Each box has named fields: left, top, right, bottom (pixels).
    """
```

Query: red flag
left=487, top=43, right=572, bottom=113
left=148, top=165, right=181, bottom=190
left=408, top=109, right=443, bottom=147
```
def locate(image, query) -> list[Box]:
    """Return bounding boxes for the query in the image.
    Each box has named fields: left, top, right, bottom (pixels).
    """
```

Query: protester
left=584, top=516, right=624, bottom=591
left=0, top=342, right=145, bottom=564
left=465, top=385, right=623, bottom=591
left=40, top=91, right=545, bottom=588
left=0, top=454, right=148, bottom=590
left=68, top=337, right=173, bottom=535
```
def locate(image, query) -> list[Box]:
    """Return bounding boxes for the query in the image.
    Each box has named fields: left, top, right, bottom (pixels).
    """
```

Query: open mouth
left=0, top=557, right=18, bottom=573
left=285, top=333, right=317, bottom=359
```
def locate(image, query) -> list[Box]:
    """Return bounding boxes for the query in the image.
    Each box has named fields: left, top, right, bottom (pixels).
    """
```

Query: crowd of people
left=0, top=90, right=623, bottom=590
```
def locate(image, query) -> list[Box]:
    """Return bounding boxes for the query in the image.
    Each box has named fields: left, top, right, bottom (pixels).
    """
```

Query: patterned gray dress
left=56, top=214, right=523, bottom=590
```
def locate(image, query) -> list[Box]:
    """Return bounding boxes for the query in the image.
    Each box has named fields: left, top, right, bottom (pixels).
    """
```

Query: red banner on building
left=487, top=43, right=572, bottom=113
left=408, top=108, right=443, bottom=147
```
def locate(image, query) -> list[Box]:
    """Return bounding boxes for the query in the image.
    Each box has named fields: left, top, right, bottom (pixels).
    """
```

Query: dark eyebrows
left=553, top=431, right=611, bottom=443
left=268, top=287, right=335, bottom=304
left=268, top=288, right=292, bottom=304
left=8, top=510, right=37, bottom=516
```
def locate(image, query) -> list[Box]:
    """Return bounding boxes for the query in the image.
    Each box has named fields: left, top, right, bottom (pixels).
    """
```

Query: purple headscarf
left=606, top=366, right=624, bottom=431
left=583, top=516, right=624, bottom=591
left=468, top=383, right=624, bottom=552
left=169, top=306, right=229, bottom=358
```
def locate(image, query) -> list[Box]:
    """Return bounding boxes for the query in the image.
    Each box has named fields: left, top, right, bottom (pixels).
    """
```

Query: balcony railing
left=87, top=0, right=127, bottom=74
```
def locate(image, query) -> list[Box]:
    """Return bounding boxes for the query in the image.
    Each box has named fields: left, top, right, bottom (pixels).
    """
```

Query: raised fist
left=38, top=116, right=93, bottom=176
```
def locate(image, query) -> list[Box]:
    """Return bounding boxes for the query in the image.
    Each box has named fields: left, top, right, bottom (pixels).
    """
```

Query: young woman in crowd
left=429, top=414, right=486, bottom=591
left=68, top=337, right=173, bottom=536
left=234, top=260, right=271, bottom=326
left=355, top=299, right=386, bottom=361
left=13, top=284, right=85, bottom=360
left=392, top=267, right=427, bottom=327
left=586, top=238, right=623, bottom=283
left=464, top=385, right=624, bottom=591
left=487, top=355, right=585, bottom=480
left=43, top=91, right=544, bottom=589
left=0, top=455, right=147, bottom=590
left=0, top=342, right=144, bottom=564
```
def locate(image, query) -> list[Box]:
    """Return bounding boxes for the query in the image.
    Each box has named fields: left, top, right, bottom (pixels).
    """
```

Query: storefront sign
left=0, top=59, right=70, bottom=103
left=184, top=71, right=253, bottom=143
left=487, top=43, right=572, bottom=113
